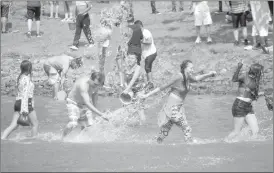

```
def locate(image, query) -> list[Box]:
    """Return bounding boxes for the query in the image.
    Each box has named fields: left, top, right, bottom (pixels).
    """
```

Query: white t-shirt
left=141, top=29, right=156, bottom=58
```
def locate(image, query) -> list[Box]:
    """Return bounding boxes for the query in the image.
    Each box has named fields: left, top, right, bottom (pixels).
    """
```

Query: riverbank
left=1, top=1, right=273, bottom=98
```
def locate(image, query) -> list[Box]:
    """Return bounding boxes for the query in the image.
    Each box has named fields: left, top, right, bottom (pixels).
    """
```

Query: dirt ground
left=1, top=1, right=273, bottom=97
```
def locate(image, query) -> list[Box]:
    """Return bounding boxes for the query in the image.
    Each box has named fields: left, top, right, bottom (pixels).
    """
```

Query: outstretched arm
left=189, top=71, right=216, bottom=83
left=143, top=77, right=180, bottom=98
left=232, top=62, right=245, bottom=82
left=123, top=65, right=141, bottom=93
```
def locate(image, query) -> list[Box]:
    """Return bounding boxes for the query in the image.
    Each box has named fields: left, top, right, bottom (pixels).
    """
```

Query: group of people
left=1, top=1, right=273, bottom=144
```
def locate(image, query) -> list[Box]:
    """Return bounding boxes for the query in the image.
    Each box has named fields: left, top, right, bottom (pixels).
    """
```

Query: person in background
left=139, top=60, right=217, bottom=144
left=43, top=55, right=83, bottom=100
left=1, top=60, right=39, bottom=140
left=191, top=1, right=213, bottom=44
left=26, top=1, right=42, bottom=37
left=122, top=20, right=143, bottom=94
left=1, top=1, right=11, bottom=33
left=230, top=0, right=249, bottom=46
left=171, top=0, right=184, bottom=12
left=150, top=1, right=160, bottom=14
left=49, top=1, right=59, bottom=19
left=250, top=1, right=271, bottom=54
left=70, top=1, right=94, bottom=50
left=62, top=1, right=74, bottom=22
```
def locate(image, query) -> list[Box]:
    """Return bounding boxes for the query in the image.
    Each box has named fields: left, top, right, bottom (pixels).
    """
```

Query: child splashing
left=139, top=60, right=217, bottom=144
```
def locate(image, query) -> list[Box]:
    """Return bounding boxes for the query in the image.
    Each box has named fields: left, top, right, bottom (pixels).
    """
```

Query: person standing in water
left=226, top=62, right=264, bottom=141
left=2, top=60, right=39, bottom=140
left=62, top=71, right=109, bottom=139
left=139, top=60, right=217, bottom=143
left=43, top=55, right=83, bottom=100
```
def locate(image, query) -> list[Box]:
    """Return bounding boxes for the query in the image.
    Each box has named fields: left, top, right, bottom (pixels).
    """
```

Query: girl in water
left=226, top=62, right=264, bottom=140
left=1, top=60, right=39, bottom=140
left=139, top=60, right=217, bottom=143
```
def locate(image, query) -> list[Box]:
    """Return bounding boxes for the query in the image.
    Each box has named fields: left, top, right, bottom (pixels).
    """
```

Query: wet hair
left=134, top=20, right=143, bottom=27
left=17, top=60, right=32, bottom=89
left=180, top=60, right=192, bottom=89
left=247, top=63, right=264, bottom=100
left=90, top=71, right=105, bottom=85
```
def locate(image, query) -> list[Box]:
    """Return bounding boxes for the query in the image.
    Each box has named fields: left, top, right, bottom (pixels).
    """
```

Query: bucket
left=17, top=113, right=31, bottom=126
left=68, top=22, right=76, bottom=30
left=57, top=90, right=67, bottom=101
left=119, top=91, right=134, bottom=105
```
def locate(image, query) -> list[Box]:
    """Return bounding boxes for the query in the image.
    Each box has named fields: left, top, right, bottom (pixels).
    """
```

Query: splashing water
left=64, top=103, right=146, bottom=143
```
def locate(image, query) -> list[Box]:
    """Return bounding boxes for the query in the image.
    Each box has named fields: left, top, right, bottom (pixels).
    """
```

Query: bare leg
left=49, top=1, right=54, bottom=18
left=27, top=19, right=32, bottom=32
left=1, top=112, right=20, bottom=140
left=1, top=17, right=7, bottom=32
left=55, top=5, right=59, bottom=18
left=36, top=21, right=40, bottom=35
left=28, top=110, right=39, bottom=138
left=195, top=26, right=201, bottom=43
left=53, top=81, right=60, bottom=99
left=245, top=114, right=259, bottom=138
left=205, top=24, right=212, bottom=42
left=233, top=28, right=239, bottom=41
left=226, top=117, right=245, bottom=140
left=242, top=27, right=247, bottom=40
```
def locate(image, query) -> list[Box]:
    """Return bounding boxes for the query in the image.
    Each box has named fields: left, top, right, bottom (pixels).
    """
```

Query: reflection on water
left=1, top=95, right=273, bottom=172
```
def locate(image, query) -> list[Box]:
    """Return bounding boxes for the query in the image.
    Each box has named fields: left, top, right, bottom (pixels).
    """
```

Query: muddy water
left=1, top=94, right=273, bottom=172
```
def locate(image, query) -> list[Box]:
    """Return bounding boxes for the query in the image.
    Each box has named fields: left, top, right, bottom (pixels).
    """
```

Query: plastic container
left=119, top=91, right=134, bottom=105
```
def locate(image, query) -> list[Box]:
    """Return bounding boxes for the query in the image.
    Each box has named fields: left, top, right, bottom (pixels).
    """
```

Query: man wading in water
left=62, top=71, right=109, bottom=139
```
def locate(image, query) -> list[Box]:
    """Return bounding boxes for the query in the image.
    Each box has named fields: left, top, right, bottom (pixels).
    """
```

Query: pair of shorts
left=27, top=6, right=41, bottom=21
left=14, top=98, right=34, bottom=113
left=43, top=64, right=61, bottom=85
left=144, top=52, right=157, bottom=73
left=1, top=4, right=9, bottom=18
left=194, top=10, right=212, bottom=26
left=252, top=24, right=269, bottom=37
left=66, top=98, right=93, bottom=128
left=232, top=12, right=247, bottom=28
left=232, top=98, right=254, bottom=117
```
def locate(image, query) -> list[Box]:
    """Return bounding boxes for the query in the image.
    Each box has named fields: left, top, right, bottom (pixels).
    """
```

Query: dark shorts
left=1, top=4, right=9, bottom=18
left=231, top=12, right=246, bottom=28
left=14, top=98, right=34, bottom=113
left=145, top=52, right=157, bottom=73
left=27, top=6, right=41, bottom=21
left=232, top=98, right=254, bottom=117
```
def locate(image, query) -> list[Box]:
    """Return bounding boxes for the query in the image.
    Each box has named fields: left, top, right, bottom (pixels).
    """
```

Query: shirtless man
left=43, top=54, right=83, bottom=100
left=62, top=71, right=109, bottom=139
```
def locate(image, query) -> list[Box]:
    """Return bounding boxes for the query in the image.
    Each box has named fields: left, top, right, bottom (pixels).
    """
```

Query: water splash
left=63, top=104, right=145, bottom=143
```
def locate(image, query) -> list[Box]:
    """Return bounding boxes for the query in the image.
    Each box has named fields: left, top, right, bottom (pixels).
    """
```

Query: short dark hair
left=90, top=71, right=105, bottom=85
left=134, top=20, right=143, bottom=27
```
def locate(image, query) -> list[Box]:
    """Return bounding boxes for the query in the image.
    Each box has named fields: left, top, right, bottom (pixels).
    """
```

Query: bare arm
left=80, top=90, right=104, bottom=117
left=124, top=65, right=141, bottom=92
left=232, top=62, right=245, bottom=82
left=189, top=72, right=215, bottom=83
left=145, top=77, right=180, bottom=97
